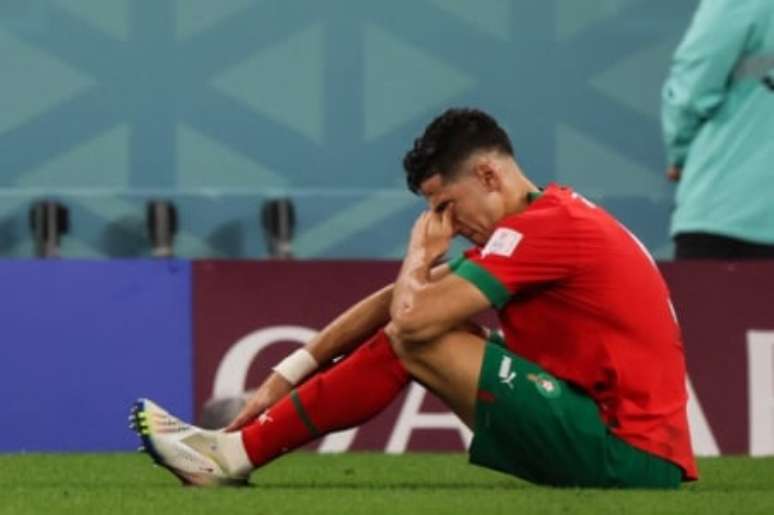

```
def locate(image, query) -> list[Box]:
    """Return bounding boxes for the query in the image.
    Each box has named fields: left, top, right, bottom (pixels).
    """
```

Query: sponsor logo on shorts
left=498, top=356, right=516, bottom=389
left=527, top=373, right=561, bottom=399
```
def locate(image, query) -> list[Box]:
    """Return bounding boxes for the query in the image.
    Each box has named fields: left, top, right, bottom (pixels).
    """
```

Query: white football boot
left=130, top=398, right=253, bottom=487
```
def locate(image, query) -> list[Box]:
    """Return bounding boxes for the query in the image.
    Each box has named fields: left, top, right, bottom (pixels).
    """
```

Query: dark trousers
left=674, top=232, right=774, bottom=260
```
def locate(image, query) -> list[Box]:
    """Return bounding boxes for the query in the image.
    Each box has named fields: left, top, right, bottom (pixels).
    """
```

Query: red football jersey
left=453, top=184, right=697, bottom=480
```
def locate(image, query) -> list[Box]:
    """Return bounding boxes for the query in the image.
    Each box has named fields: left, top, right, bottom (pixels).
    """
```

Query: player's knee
left=385, top=323, right=465, bottom=363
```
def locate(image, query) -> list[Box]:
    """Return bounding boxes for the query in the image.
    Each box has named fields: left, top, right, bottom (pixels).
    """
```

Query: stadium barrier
left=2, top=260, right=773, bottom=456
left=0, top=260, right=192, bottom=452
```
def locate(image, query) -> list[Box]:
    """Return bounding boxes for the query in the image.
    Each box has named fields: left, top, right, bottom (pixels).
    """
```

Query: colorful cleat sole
left=130, top=399, right=192, bottom=485
left=129, top=398, right=249, bottom=487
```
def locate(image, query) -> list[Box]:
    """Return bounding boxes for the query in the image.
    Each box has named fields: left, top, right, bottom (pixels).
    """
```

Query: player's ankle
left=215, top=430, right=254, bottom=476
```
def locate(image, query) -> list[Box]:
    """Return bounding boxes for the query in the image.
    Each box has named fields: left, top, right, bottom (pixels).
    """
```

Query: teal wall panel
left=0, top=0, right=699, bottom=259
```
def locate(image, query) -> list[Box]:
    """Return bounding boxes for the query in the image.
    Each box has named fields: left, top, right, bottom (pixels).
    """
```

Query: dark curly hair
left=403, top=108, right=514, bottom=194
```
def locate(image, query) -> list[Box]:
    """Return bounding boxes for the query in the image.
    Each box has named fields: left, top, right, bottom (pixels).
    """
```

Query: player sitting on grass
left=131, top=108, right=697, bottom=488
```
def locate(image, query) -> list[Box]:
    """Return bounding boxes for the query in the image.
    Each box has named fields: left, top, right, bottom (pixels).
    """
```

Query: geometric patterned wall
left=0, top=0, right=698, bottom=259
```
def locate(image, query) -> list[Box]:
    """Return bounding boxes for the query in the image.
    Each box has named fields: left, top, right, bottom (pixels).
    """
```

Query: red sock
left=241, top=329, right=409, bottom=467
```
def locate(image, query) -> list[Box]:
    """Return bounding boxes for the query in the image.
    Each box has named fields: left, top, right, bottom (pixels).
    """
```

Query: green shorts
left=469, top=338, right=682, bottom=488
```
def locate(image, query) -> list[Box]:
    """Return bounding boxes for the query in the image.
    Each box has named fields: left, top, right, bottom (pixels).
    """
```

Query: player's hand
left=223, top=372, right=293, bottom=432
left=408, top=206, right=454, bottom=264
left=666, top=165, right=681, bottom=182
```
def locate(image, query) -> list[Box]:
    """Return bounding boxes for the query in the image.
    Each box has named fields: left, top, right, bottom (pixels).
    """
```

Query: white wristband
left=272, top=349, right=318, bottom=386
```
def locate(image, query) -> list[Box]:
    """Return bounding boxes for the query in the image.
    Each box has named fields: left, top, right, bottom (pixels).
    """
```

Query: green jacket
left=662, top=0, right=774, bottom=243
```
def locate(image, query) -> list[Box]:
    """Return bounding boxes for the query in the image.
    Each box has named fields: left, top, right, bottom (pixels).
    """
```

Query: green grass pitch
left=1, top=453, right=773, bottom=515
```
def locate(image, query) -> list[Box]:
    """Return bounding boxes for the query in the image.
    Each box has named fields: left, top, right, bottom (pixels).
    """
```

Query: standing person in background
left=662, top=0, right=774, bottom=259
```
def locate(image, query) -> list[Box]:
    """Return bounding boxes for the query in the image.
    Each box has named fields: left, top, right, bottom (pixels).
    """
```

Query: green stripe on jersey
left=453, top=259, right=510, bottom=309
left=448, top=255, right=466, bottom=271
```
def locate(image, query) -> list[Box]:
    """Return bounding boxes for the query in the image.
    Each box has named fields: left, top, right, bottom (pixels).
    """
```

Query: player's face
left=420, top=172, right=501, bottom=246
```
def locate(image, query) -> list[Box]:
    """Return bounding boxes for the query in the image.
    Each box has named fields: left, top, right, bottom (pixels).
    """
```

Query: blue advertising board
left=0, top=260, right=192, bottom=452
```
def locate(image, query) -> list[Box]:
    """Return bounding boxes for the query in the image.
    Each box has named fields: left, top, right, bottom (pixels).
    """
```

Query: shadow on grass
left=250, top=481, right=528, bottom=491
left=246, top=482, right=774, bottom=493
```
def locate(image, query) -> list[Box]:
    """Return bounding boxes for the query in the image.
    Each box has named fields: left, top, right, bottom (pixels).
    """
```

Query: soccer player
left=131, top=108, right=697, bottom=488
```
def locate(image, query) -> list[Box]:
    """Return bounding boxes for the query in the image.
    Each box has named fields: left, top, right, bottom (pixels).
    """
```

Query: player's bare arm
left=225, top=282, right=391, bottom=430
left=389, top=206, right=490, bottom=344
left=226, top=263, right=454, bottom=431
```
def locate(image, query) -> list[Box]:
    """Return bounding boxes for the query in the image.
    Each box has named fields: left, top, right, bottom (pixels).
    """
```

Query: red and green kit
left=452, top=184, right=697, bottom=486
